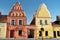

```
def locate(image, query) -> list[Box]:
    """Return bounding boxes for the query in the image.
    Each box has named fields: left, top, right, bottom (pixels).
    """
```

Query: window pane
left=39, top=31, right=42, bottom=36
left=40, top=20, right=42, bottom=25
left=11, top=20, right=15, bottom=25
left=57, top=31, right=60, bottom=36
left=45, top=31, right=48, bottom=36
left=19, top=20, right=22, bottom=25
left=19, top=30, right=22, bottom=36
left=53, top=31, right=56, bottom=38
left=45, top=20, right=48, bottom=25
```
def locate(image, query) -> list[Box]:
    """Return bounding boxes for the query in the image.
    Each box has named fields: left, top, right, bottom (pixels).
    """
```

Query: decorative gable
left=37, top=3, right=51, bottom=18
left=9, top=2, right=26, bottom=17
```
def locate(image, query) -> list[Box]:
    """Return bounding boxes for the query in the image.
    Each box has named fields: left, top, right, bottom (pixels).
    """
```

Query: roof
left=53, top=21, right=60, bottom=25
left=37, top=3, right=51, bottom=18
left=9, top=2, right=26, bottom=17
left=0, top=15, right=7, bottom=22
left=30, top=17, right=35, bottom=25
left=52, top=20, right=60, bottom=27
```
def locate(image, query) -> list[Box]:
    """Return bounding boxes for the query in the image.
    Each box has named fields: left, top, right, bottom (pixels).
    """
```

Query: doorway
left=10, top=30, right=14, bottom=38
left=28, top=29, right=34, bottom=38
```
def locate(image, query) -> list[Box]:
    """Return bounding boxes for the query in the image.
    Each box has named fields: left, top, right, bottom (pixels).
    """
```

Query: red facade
left=0, top=2, right=36, bottom=38
left=6, top=2, right=27, bottom=38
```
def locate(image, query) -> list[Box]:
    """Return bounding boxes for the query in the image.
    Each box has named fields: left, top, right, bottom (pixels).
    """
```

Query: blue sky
left=0, top=0, right=60, bottom=24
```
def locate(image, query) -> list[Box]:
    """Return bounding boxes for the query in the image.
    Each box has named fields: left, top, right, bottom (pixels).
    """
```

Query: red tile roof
left=0, top=15, right=7, bottom=22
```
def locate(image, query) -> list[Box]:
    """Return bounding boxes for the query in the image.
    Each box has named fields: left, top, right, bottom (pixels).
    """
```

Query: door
left=54, top=31, right=56, bottom=38
left=10, top=30, right=14, bottom=38
left=28, top=29, right=34, bottom=38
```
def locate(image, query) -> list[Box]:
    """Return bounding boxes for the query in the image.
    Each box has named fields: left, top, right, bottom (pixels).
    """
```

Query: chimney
left=56, top=16, right=60, bottom=21
left=0, top=12, right=1, bottom=15
left=0, top=12, right=1, bottom=18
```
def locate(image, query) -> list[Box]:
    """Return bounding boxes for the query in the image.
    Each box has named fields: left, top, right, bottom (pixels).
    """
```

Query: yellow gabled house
left=35, top=3, right=53, bottom=38
left=0, top=23, right=7, bottom=38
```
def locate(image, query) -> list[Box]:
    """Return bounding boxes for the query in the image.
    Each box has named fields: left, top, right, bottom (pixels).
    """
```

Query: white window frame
left=10, top=19, right=15, bottom=25
left=40, top=20, right=43, bottom=25
left=45, top=20, right=48, bottom=25
left=18, top=19, right=23, bottom=26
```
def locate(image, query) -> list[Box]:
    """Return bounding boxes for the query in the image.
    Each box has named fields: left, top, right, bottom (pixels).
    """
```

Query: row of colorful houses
left=0, top=2, right=60, bottom=38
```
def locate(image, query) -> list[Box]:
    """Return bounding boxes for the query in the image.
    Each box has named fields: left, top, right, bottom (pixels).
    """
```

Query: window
left=57, top=31, right=60, bottom=36
left=45, top=20, right=48, bottom=25
left=39, top=31, right=42, bottom=36
left=54, top=31, right=56, bottom=38
left=11, top=20, right=15, bottom=25
left=41, top=28, right=44, bottom=31
left=19, top=30, right=22, bottom=36
left=40, top=20, right=42, bottom=25
left=45, top=31, right=48, bottom=36
left=19, top=20, right=23, bottom=25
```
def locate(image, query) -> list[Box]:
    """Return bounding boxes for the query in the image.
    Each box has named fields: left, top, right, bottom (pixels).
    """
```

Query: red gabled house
left=6, top=2, right=27, bottom=38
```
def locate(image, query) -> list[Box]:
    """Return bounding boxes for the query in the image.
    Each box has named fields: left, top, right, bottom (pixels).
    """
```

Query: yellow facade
left=53, top=25, right=60, bottom=38
left=0, top=23, right=7, bottom=38
left=35, top=3, right=53, bottom=38
left=37, top=27, right=53, bottom=38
